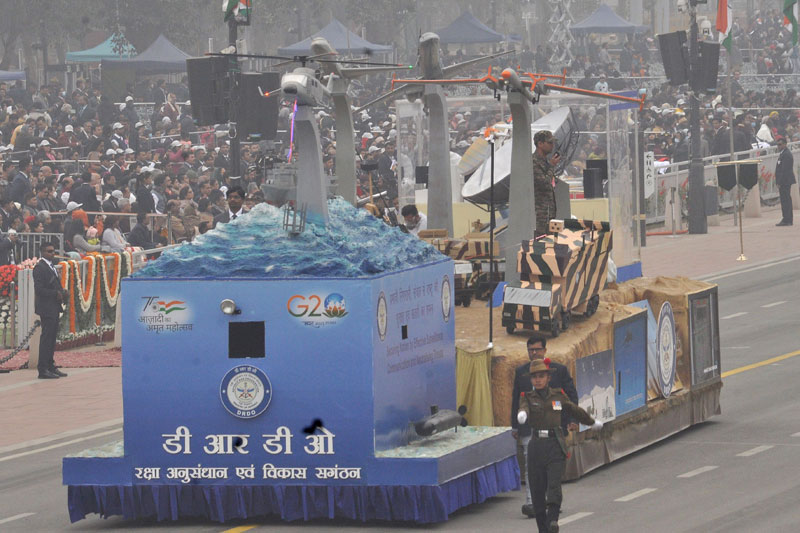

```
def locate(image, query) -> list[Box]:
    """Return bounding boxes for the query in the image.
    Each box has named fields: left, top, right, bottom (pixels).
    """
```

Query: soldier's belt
left=532, top=429, right=559, bottom=438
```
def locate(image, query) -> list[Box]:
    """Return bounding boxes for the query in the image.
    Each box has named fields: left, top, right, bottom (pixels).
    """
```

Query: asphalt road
left=1, top=256, right=798, bottom=533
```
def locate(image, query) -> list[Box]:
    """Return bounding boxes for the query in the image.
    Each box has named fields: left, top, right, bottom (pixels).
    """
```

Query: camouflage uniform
left=532, top=152, right=557, bottom=236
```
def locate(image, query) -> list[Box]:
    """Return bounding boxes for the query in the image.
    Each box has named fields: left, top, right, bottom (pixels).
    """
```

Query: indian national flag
left=784, top=0, right=799, bottom=47
left=223, top=0, right=251, bottom=22
left=716, top=0, right=733, bottom=52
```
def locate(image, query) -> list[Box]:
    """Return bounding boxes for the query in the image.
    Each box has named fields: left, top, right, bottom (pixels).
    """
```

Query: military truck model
left=502, top=219, right=612, bottom=337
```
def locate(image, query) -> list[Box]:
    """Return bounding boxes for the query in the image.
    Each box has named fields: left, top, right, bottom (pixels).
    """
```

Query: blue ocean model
left=63, top=199, right=518, bottom=524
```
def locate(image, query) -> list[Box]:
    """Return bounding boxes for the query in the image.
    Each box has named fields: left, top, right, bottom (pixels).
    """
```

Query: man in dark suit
left=33, top=241, right=68, bottom=379
left=775, top=137, right=795, bottom=226
left=0, top=229, right=17, bottom=265
left=510, top=333, right=578, bottom=518
left=213, top=185, right=245, bottom=227
left=710, top=117, right=731, bottom=158
left=127, top=212, right=157, bottom=249
left=214, top=143, right=231, bottom=174
left=8, top=157, right=32, bottom=204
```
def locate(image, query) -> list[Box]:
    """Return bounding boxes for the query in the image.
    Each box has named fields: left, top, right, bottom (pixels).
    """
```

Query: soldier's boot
left=546, top=504, right=560, bottom=532
left=522, top=503, right=536, bottom=517
left=535, top=511, right=548, bottom=533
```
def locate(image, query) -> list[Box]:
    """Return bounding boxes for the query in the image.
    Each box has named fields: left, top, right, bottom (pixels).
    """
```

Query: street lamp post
left=687, top=2, right=707, bottom=234
left=228, top=19, right=241, bottom=178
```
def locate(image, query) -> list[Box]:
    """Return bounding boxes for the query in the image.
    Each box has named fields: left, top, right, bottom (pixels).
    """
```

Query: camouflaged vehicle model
left=502, top=219, right=612, bottom=337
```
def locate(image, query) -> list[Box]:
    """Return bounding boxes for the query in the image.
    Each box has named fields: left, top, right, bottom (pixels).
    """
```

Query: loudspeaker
left=415, top=166, right=429, bottom=186
left=186, top=56, right=230, bottom=126
left=586, top=158, right=608, bottom=182
left=693, top=41, right=720, bottom=94
left=658, top=31, right=689, bottom=86
left=237, top=72, right=280, bottom=140
left=583, top=168, right=603, bottom=198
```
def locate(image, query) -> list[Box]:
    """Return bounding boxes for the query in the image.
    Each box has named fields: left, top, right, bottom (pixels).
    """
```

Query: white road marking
left=614, top=488, right=657, bottom=502
left=721, top=312, right=748, bottom=320
left=792, top=432, right=800, bottom=438
left=0, top=429, right=121, bottom=463
left=560, top=512, right=593, bottom=524
left=761, top=301, right=787, bottom=308
left=0, top=417, right=123, bottom=455
left=736, top=445, right=774, bottom=457
left=0, top=513, right=36, bottom=525
left=677, top=465, right=718, bottom=478
left=703, top=255, right=800, bottom=282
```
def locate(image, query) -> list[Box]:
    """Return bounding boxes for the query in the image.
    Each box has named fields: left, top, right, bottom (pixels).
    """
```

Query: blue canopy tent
left=65, top=34, right=136, bottom=62
left=0, top=70, right=26, bottom=81
left=102, top=34, right=191, bottom=73
left=570, top=5, right=648, bottom=35
left=278, top=19, right=391, bottom=56
left=435, top=12, right=505, bottom=44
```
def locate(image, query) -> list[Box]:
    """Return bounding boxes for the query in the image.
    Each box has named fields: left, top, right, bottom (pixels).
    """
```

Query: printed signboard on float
left=576, top=349, right=615, bottom=431
left=688, top=286, right=721, bottom=386
left=612, top=309, right=647, bottom=417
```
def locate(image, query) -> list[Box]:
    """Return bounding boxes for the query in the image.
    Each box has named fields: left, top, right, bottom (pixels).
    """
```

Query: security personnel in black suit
left=212, top=185, right=245, bottom=227
left=33, top=241, right=68, bottom=379
left=511, top=333, right=578, bottom=518
left=775, top=137, right=795, bottom=226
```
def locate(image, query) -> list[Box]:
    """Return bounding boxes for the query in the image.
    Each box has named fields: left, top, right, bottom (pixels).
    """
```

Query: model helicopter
left=209, top=44, right=410, bottom=207
left=356, top=32, right=513, bottom=111
left=390, top=66, right=646, bottom=110
left=309, top=37, right=411, bottom=206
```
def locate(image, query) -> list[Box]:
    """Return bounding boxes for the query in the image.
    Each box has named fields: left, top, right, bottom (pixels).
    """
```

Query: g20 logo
left=287, top=293, right=348, bottom=322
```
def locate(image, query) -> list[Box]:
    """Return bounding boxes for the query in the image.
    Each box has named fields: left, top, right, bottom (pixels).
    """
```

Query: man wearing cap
left=511, top=333, right=578, bottom=518
left=130, top=122, right=145, bottom=152
left=593, top=74, right=609, bottom=93
left=111, top=122, right=127, bottom=150
left=57, top=124, right=79, bottom=151
left=517, top=359, right=601, bottom=532
left=775, top=137, right=795, bottom=226
left=123, top=95, right=138, bottom=125
left=532, top=131, right=560, bottom=236
left=33, top=240, right=69, bottom=379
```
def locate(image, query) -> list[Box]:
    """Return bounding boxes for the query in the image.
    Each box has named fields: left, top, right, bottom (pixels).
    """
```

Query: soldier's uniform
left=532, top=151, right=557, bottom=236
left=519, top=361, right=596, bottom=533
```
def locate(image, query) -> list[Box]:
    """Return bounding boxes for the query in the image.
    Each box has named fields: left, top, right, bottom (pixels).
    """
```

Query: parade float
left=62, top=200, right=518, bottom=523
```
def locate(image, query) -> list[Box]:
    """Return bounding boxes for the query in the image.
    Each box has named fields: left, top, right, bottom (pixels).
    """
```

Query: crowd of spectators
left=0, top=7, right=798, bottom=263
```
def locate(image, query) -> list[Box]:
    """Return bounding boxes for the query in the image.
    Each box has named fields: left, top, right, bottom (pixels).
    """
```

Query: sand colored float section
left=455, top=275, right=721, bottom=479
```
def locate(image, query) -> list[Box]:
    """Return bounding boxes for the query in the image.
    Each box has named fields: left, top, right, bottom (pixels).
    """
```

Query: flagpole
left=725, top=39, right=746, bottom=261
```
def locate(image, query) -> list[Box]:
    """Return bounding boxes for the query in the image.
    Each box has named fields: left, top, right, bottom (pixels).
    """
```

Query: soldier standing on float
left=517, top=359, right=603, bottom=533
left=532, top=130, right=560, bottom=237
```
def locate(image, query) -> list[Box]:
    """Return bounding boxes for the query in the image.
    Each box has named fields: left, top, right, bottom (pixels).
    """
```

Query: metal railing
left=12, top=242, right=183, bottom=347
left=13, top=232, right=65, bottom=262
left=645, top=141, right=790, bottom=225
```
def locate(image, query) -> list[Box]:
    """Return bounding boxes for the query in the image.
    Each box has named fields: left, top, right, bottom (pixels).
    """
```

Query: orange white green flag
left=716, top=0, right=733, bottom=52
left=785, top=0, right=799, bottom=47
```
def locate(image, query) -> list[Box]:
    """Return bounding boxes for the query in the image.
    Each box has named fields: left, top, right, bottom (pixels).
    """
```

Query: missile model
left=414, top=405, right=468, bottom=437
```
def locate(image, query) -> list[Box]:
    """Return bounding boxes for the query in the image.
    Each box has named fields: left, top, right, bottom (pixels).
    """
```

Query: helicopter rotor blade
left=204, top=52, right=406, bottom=68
